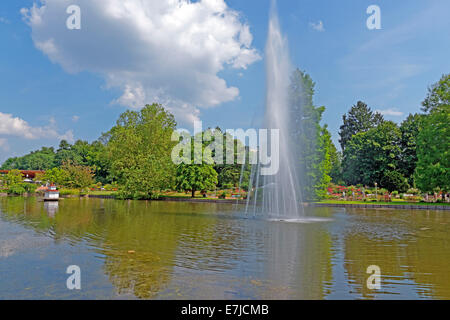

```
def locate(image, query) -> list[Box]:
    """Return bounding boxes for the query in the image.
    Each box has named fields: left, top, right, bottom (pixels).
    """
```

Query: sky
left=1, top=0, right=449, bottom=163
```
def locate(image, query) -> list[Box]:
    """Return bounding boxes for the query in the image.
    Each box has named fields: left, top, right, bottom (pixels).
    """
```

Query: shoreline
left=87, top=195, right=450, bottom=210
left=1, top=193, right=448, bottom=210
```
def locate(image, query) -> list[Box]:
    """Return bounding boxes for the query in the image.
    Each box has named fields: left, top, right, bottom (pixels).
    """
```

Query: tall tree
left=399, top=113, right=422, bottom=185
left=329, top=140, right=343, bottom=184
left=107, top=103, right=177, bottom=199
left=339, top=101, right=384, bottom=151
left=289, top=69, right=332, bottom=200
left=415, top=74, right=450, bottom=196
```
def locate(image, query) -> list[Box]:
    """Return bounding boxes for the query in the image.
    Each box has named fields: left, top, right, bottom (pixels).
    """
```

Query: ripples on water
left=0, top=197, right=449, bottom=300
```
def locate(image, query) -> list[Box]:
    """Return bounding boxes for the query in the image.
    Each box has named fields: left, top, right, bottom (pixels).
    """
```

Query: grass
left=88, top=190, right=117, bottom=196
left=318, top=199, right=450, bottom=206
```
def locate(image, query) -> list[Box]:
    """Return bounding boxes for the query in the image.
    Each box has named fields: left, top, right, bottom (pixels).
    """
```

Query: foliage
left=288, top=69, right=332, bottom=200
left=4, top=169, right=23, bottom=186
left=1, top=147, right=56, bottom=170
left=339, top=101, right=384, bottom=151
left=415, top=74, right=450, bottom=194
left=407, top=188, right=420, bottom=195
left=43, top=167, right=69, bottom=186
left=399, top=113, right=422, bottom=185
left=23, top=183, right=37, bottom=193
left=7, top=184, right=26, bottom=195
left=329, top=141, right=343, bottom=184
left=175, top=164, right=218, bottom=198
left=421, top=73, right=450, bottom=113
left=107, top=103, right=177, bottom=199
left=343, top=121, right=401, bottom=186
left=61, top=161, right=94, bottom=190
left=380, top=170, right=409, bottom=193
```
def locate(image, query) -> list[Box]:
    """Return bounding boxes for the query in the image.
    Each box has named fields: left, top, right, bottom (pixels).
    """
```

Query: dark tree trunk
left=192, top=189, right=195, bottom=198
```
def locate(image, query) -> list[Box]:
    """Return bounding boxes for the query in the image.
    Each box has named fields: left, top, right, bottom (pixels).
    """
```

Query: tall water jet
left=246, top=1, right=304, bottom=219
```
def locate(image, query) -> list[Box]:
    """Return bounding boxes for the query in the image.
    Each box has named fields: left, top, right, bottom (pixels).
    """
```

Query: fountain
left=245, top=1, right=305, bottom=220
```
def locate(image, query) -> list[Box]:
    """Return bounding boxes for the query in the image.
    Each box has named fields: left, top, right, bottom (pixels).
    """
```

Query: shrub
left=407, top=188, right=420, bottom=195
left=218, top=192, right=227, bottom=199
left=380, top=171, right=409, bottom=193
left=23, top=183, right=37, bottom=193
left=7, top=184, right=26, bottom=195
left=59, top=188, right=80, bottom=196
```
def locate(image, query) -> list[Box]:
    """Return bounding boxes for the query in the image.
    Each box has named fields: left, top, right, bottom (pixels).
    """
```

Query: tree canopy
left=339, top=101, right=384, bottom=151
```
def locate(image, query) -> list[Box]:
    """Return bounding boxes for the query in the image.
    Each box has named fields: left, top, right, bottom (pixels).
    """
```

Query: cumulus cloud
left=21, top=0, right=261, bottom=125
left=309, top=20, right=324, bottom=32
left=376, top=109, right=404, bottom=117
left=0, top=112, right=74, bottom=143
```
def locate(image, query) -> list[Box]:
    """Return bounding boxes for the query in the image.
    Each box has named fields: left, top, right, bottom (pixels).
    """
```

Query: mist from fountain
left=245, top=1, right=304, bottom=220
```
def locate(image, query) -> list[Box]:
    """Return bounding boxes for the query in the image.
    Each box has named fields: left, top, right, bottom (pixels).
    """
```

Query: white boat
left=44, top=185, right=60, bottom=201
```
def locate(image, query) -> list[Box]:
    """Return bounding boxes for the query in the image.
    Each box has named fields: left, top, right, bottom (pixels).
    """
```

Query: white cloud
left=376, top=109, right=404, bottom=117
left=72, top=115, right=80, bottom=122
left=0, top=112, right=74, bottom=143
left=21, top=0, right=261, bottom=125
left=309, top=20, right=324, bottom=32
left=0, top=17, right=10, bottom=24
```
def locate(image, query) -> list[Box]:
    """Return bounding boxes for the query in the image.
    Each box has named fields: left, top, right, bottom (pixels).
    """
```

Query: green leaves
left=339, top=101, right=384, bottom=151
left=415, top=81, right=449, bottom=193
left=175, top=164, right=218, bottom=198
left=107, top=103, right=177, bottom=200
left=289, top=69, right=333, bottom=200
left=343, top=121, right=403, bottom=188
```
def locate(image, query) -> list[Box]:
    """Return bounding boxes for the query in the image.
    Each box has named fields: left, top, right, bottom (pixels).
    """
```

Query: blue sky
left=1, top=0, right=449, bottom=163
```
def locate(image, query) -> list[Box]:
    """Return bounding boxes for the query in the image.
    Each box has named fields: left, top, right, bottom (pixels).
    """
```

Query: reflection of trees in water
left=102, top=249, right=170, bottom=299
left=0, top=197, right=238, bottom=299
left=343, top=209, right=450, bottom=299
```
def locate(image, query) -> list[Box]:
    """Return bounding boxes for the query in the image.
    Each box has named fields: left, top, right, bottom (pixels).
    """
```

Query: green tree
left=329, top=140, right=343, bottom=184
left=399, top=113, right=422, bottom=185
left=380, top=170, right=409, bottom=193
left=339, top=101, right=384, bottom=151
left=107, top=103, right=177, bottom=199
left=288, top=69, right=332, bottom=200
left=5, top=169, right=23, bottom=186
left=175, top=164, right=218, bottom=198
left=343, top=121, right=402, bottom=187
left=43, top=167, right=69, bottom=186
left=61, top=161, right=94, bottom=190
left=415, top=74, right=450, bottom=196
left=1, top=147, right=56, bottom=170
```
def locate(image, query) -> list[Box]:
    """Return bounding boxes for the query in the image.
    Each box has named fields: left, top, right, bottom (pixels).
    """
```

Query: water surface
left=0, top=197, right=449, bottom=299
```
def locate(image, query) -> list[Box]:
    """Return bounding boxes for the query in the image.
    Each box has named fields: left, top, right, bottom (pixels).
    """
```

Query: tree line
left=333, top=74, right=449, bottom=197
left=1, top=72, right=448, bottom=200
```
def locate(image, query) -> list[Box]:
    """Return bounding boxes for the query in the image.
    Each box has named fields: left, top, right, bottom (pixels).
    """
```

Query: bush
left=407, top=188, right=420, bottom=195
left=218, top=192, right=227, bottom=199
left=7, top=184, right=26, bottom=195
left=391, top=191, right=399, bottom=197
left=23, top=183, right=37, bottom=193
left=59, top=188, right=80, bottom=196
left=380, top=171, right=409, bottom=193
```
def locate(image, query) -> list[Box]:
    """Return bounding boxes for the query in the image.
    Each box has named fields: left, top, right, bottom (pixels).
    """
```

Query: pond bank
left=310, top=202, right=450, bottom=211
left=86, top=194, right=450, bottom=210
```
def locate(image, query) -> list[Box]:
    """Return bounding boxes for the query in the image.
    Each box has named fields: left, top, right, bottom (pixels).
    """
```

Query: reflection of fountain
left=246, top=1, right=304, bottom=219
left=44, top=201, right=59, bottom=218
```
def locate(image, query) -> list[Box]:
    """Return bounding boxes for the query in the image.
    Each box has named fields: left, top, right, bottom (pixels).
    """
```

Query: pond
left=0, top=197, right=449, bottom=299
